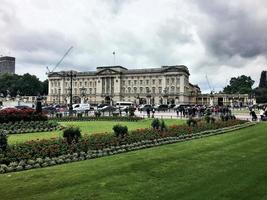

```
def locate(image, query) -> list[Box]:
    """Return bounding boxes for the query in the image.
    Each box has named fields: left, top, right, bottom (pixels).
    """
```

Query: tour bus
left=115, top=101, right=134, bottom=111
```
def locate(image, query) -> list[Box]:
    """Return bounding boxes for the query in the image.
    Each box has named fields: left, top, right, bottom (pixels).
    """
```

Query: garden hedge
left=0, top=119, right=253, bottom=173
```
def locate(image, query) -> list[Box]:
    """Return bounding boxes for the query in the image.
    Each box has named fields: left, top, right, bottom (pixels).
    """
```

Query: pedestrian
left=250, top=109, right=257, bottom=121
left=152, top=107, right=155, bottom=118
left=146, top=108, right=150, bottom=118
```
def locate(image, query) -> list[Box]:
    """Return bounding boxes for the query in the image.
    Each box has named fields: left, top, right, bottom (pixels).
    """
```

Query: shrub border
left=50, top=116, right=143, bottom=122
left=0, top=122, right=255, bottom=174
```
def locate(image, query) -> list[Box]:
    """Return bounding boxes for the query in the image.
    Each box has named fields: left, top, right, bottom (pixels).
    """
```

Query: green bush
left=160, top=120, right=167, bottom=131
left=0, top=121, right=60, bottom=134
left=0, top=130, right=8, bottom=152
left=129, top=107, right=135, bottom=117
left=151, top=118, right=160, bottom=129
left=113, top=124, right=128, bottom=137
left=94, top=111, right=101, bottom=117
left=186, top=117, right=198, bottom=127
left=63, top=126, right=81, bottom=144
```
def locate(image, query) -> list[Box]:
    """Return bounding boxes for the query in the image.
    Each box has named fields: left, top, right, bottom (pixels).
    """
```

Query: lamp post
left=146, top=88, right=151, bottom=104
left=163, top=87, right=168, bottom=104
left=16, top=90, right=21, bottom=106
left=51, top=71, right=76, bottom=116
left=80, top=87, right=86, bottom=103
left=58, top=88, right=61, bottom=105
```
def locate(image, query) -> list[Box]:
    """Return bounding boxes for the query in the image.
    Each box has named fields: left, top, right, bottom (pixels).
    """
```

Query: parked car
left=42, top=106, right=57, bottom=114
left=138, top=104, right=152, bottom=111
left=154, top=104, right=168, bottom=111
left=168, top=104, right=176, bottom=109
left=97, top=105, right=116, bottom=112
left=15, top=105, right=34, bottom=111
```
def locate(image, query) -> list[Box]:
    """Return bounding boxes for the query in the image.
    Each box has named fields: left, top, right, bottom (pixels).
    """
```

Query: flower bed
left=0, top=121, right=255, bottom=173
left=0, top=108, right=47, bottom=123
left=50, top=116, right=143, bottom=122
left=0, top=121, right=62, bottom=134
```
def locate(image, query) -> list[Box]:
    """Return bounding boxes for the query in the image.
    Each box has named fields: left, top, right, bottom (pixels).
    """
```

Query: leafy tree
left=42, top=79, right=49, bottom=95
left=0, top=73, right=47, bottom=97
left=223, top=75, right=255, bottom=94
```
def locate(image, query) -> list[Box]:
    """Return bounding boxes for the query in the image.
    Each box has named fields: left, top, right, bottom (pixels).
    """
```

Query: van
left=115, top=101, right=134, bottom=111
left=72, top=104, right=90, bottom=113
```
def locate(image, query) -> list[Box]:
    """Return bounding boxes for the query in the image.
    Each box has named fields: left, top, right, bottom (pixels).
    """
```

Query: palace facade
left=47, top=65, right=201, bottom=105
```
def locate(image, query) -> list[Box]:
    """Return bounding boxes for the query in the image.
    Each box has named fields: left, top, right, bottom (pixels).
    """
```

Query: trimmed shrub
left=0, top=130, right=8, bottom=152
left=160, top=120, right=167, bottom=131
left=186, top=117, right=198, bottom=127
left=63, top=126, right=81, bottom=144
left=129, top=107, right=135, bottom=117
left=113, top=124, right=128, bottom=137
left=94, top=111, right=101, bottom=117
left=0, top=108, right=47, bottom=123
left=151, top=118, right=160, bottom=129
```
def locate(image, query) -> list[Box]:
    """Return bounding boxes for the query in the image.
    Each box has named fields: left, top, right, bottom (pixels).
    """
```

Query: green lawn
left=8, top=119, right=184, bottom=144
left=1, top=123, right=267, bottom=200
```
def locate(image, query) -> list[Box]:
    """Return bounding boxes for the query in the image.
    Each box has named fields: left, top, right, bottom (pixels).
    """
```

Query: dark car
left=98, top=105, right=116, bottom=112
left=42, top=106, right=57, bottom=114
left=154, top=104, right=168, bottom=111
left=168, top=104, right=176, bottom=109
left=138, top=104, right=153, bottom=111
left=15, top=105, right=34, bottom=111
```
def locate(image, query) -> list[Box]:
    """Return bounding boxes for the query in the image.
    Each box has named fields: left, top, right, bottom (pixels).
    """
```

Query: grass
left=8, top=119, right=184, bottom=144
left=0, top=123, right=267, bottom=200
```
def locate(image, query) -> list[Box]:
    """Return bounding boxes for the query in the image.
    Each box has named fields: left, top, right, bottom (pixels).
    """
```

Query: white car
left=72, top=104, right=90, bottom=113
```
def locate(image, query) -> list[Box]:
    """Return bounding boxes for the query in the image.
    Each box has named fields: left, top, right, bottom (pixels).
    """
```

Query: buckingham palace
left=47, top=65, right=201, bottom=105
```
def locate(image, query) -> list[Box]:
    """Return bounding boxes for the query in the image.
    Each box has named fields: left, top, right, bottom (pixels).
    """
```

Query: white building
left=47, top=65, right=201, bottom=105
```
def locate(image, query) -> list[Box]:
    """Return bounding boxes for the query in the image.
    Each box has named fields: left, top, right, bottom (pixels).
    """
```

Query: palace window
left=146, top=80, right=149, bottom=85
left=159, top=79, right=162, bottom=85
left=152, top=87, right=156, bottom=94
left=171, top=86, right=175, bottom=93
left=140, top=87, right=143, bottom=93
left=159, top=87, right=162, bottom=94
left=152, top=79, right=155, bottom=85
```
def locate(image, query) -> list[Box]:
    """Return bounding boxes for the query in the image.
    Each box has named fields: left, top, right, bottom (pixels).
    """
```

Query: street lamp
left=80, top=87, right=86, bottom=103
left=58, top=88, right=61, bottom=105
left=51, top=71, right=76, bottom=116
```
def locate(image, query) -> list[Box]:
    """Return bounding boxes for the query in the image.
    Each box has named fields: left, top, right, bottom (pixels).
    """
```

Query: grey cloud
left=194, top=0, right=267, bottom=59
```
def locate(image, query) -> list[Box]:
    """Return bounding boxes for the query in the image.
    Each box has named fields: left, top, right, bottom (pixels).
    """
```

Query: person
left=176, top=109, right=179, bottom=117
left=250, top=109, right=257, bottom=121
left=260, top=109, right=265, bottom=121
left=119, top=107, right=122, bottom=116
left=146, top=108, right=150, bottom=118
left=125, top=107, right=129, bottom=116
left=152, top=107, right=155, bottom=118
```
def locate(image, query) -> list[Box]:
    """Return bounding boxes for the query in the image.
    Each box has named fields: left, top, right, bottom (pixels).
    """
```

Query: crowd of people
left=143, top=105, right=233, bottom=119
left=250, top=106, right=267, bottom=121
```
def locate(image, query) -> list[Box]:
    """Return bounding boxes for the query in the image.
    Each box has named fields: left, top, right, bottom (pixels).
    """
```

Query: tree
left=223, top=75, right=255, bottom=94
left=41, top=79, right=48, bottom=95
left=0, top=73, right=45, bottom=97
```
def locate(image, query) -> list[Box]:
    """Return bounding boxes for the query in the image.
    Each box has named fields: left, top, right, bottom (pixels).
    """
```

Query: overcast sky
left=1, top=0, right=267, bottom=93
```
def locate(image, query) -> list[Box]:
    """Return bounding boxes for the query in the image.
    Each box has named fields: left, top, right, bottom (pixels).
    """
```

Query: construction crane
left=205, top=74, right=215, bottom=94
left=46, top=46, right=73, bottom=73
